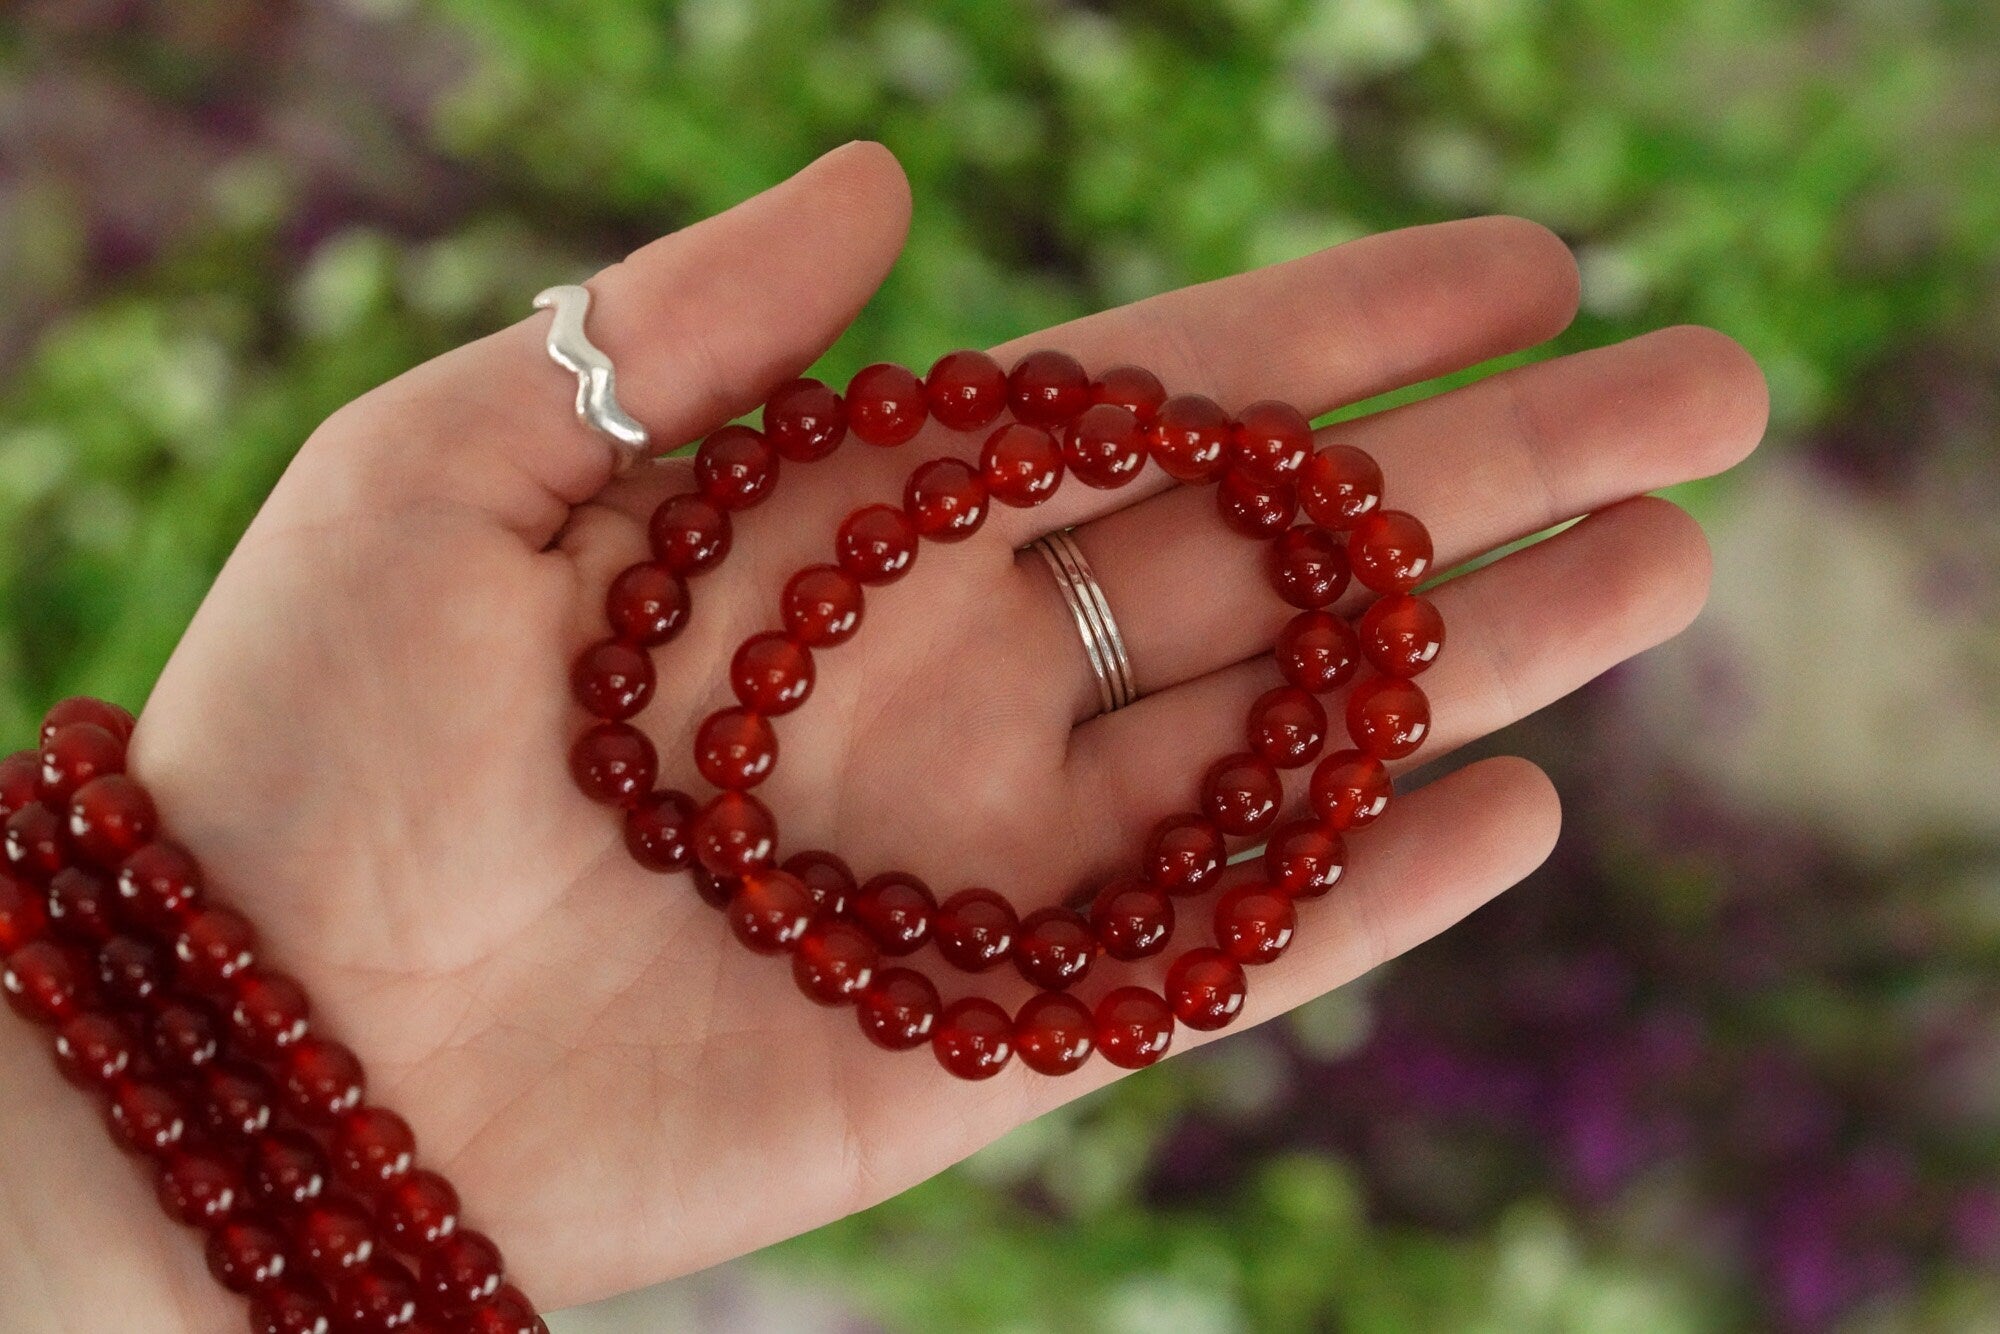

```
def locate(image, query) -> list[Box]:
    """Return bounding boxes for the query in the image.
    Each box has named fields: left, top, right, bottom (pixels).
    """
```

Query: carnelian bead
left=1013, top=907, right=1096, bottom=990
left=1246, top=685, right=1329, bottom=770
left=117, top=840, right=204, bottom=930
left=174, top=904, right=256, bottom=990
left=1142, top=814, right=1226, bottom=897
left=1217, top=470, right=1297, bottom=538
left=647, top=494, right=732, bottom=576
left=332, top=1108, right=415, bottom=1190
left=853, top=872, right=936, bottom=956
left=3, top=804, right=65, bottom=882
left=1165, top=948, right=1247, bottom=1031
left=762, top=377, right=847, bottom=462
left=97, top=933, right=168, bottom=1006
left=836, top=504, right=919, bottom=584
left=334, top=1258, right=422, bottom=1331
left=731, top=632, right=815, bottom=714
left=1267, top=525, right=1351, bottom=610
left=691, top=792, right=776, bottom=877
left=1275, top=610, right=1362, bottom=695
left=66, top=775, right=157, bottom=867
left=1215, top=885, right=1297, bottom=965
left=1359, top=592, right=1445, bottom=676
left=1013, top=992, right=1095, bottom=1075
left=980, top=422, right=1065, bottom=507
left=690, top=866, right=734, bottom=910
left=1349, top=510, right=1434, bottom=593
left=39, top=722, right=124, bottom=803
left=605, top=562, right=689, bottom=647
left=933, top=887, right=1017, bottom=971
left=694, top=424, right=779, bottom=510
left=424, top=1229, right=505, bottom=1309
left=1299, top=443, right=1384, bottom=529
left=199, top=1062, right=280, bottom=1139
left=107, top=1077, right=189, bottom=1155
left=379, top=1170, right=459, bottom=1248
left=1200, top=753, right=1284, bottom=837
left=297, top=1196, right=378, bottom=1277
left=782, top=565, right=864, bottom=646
left=280, top=1038, right=366, bottom=1123
left=726, top=870, right=815, bottom=953
left=250, top=1279, right=337, bottom=1334
left=694, top=707, right=777, bottom=790
left=792, top=920, right=877, bottom=1005
left=905, top=457, right=989, bottom=541
left=208, top=1214, right=291, bottom=1293
left=1095, top=987, right=1174, bottom=1069
left=1090, top=880, right=1173, bottom=961
left=783, top=849, right=856, bottom=918
left=53, top=1011, right=134, bottom=1086
left=570, top=639, right=655, bottom=720
left=0, top=872, right=47, bottom=951
left=1147, top=394, right=1231, bottom=483
left=3, top=940, right=86, bottom=1024
left=623, top=789, right=698, bottom=873
left=1062, top=402, right=1146, bottom=488
left=466, top=1287, right=546, bottom=1334
left=251, top=1130, right=331, bottom=1208
left=1309, top=749, right=1392, bottom=830
left=1346, top=676, right=1431, bottom=759
left=933, top=997, right=1014, bottom=1080
left=856, top=966, right=940, bottom=1050
left=568, top=722, right=656, bottom=807
left=225, top=968, right=312, bottom=1055
left=157, top=1146, right=245, bottom=1226
left=41, top=697, right=136, bottom=747
left=1008, top=349, right=1091, bottom=425
left=150, top=998, right=222, bottom=1074
left=1091, top=364, right=1167, bottom=423
left=1264, top=819, right=1346, bottom=898
left=924, top=350, right=1009, bottom=431
left=847, top=363, right=928, bottom=445
left=1231, top=400, right=1314, bottom=481
left=0, top=751, right=39, bottom=819
left=48, top=868, right=120, bottom=943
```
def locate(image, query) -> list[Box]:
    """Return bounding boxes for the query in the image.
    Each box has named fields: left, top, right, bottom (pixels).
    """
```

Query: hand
left=0, top=142, right=1766, bottom=1326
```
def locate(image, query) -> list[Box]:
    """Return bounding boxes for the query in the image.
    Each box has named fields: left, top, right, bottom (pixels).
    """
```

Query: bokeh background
left=5, top=1, right=1999, bottom=1330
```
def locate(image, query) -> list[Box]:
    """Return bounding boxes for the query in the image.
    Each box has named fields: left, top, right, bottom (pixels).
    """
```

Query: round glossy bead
left=604, top=562, right=689, bottom=647
left=782, top=565, right=864, bottom=646
left=694, top=708, right=777, bottom=790
left=1216, top=470, right=1297, bottom=538
left=174, top=905, right=257, bottom=990
left=0, top=751, right=40, bottom=820
left=933, top=997, right=1013, bottom=1080
left=623, top=789, right=698, bottom=873
left=249, top=1279, right=336, bottom=1334
left=1089, top=881, right=1174, bottom=961
left=48, top=868, right=120, bottom=944
left=783, top=849, right=856, bottom=918
left=905, top=457, right=989, bottom=541
left=208, top=1215, right=291, bottom=1293
left=0, top=872, right=47, bottom=951
left=96, top=932, right=168, bottom=1005
left=693, top=425, right=779, bottom=510
left=333, top=1258, right=422, bottom=1331
left=847, top=363, right=928, bottom=446
left=1214, top=885, right=1297, bottom=965
left=1094, top=987, right=1174, bottom=1070
left=568, top=722, right=657, bottom=807
left=933, top=887, right=1017, bottom=972
left=762, top=377, right=847, bottom=462
left=1299, top=444, right=1384, bottom=529
left=980, top=423, right=1064, bottom=507
left=1008, top=349, right=1090, bottom=425
left=66, top=775, right=157, bottom=867
left=251, top=1130, right=330, bottom=1208
left=731, top=633, right=814, bottom=714
left=424, top=1229, right=505, bottom=1310
left=1349, top=510, right=1434, bottom=593
left=296, top=1196, right=377, bottom=1278
left=792, top=920, right=878, bottom=1005
left=280, top=1038, right=366, bottom=1123
left=1147, top=394, right=1231, bottom=483
left=1062, top=402, right=1146, bottom=489
left=856, top=966, right=940, bottom=1051
left=3, top=941, right=85, bottom=1024
left=1231, top=400, right=1314, bottom=481
left=53, top=1011, right=134, bottom=1087
left=226, top=968, right=311, bottom=1054
left=689, top=867, right=733, bottom=910
left=1013, top=992, right=1095, bottom=1075
left=1200, top=753, right=1284, bottom=837
left=835, top=504, right=919, bottom=584
left=465, top=1288, right=546, bottom=1334
left=1246, top=686, right=1329, bottom=769
left=331, top=1108, right=415, bottom=1190
left=1142, top=814, right=1226, bottom=897
left=570, top=640, right=655, bottom=721
left=1263, top=820, right=1346, bottom=898
left=1309, top=751, right=1391, bottom=831
left=3, top=804, right=65, bottom=882
left=41, top=697, right=136, bottom=747
left=107, top=1078, right=188, bottom=1155
left=726, top=870, right=815, bottom=953
left=157, top=1146, right=245, bottom=1226
left=149, top=999, right=222, bottom=1074
left=199, top=1062, right=279, bottom=1140
left=1165, top=948, right=1248, bottom=1032
left=117, top=840, right=203, bottom=930
left=379, top=1170, right=460, bottom=1248
left=39, top=722, right=124, bottom=804
left=924, top=350, right=1009, bottom=431
left=691, top=792, right=776, bottom=878
left=1013, top=907, right=1097, bottom=990
left=1346, top=676, right=1431, bottom=759
left=1275, top=610, right=1362, bottom=695
left=1359, top=592, right=1445, bottom=676
left=1090, top=363, right=1167, bottom=423
left=1267, top=525, right=1351, bottom=610
left=852, top=872, right=935, bottom=956
left=647, top=495, right=732, bottom=576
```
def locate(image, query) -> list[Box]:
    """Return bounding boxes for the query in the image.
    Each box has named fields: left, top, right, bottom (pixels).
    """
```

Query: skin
left=0, top=142, right=1766, bottom=1329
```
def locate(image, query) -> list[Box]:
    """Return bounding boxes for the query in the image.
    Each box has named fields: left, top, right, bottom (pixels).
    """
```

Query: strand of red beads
left=568, top=348, right=1442, bottom=1081
left=1, top=705, right=543, bottom=1334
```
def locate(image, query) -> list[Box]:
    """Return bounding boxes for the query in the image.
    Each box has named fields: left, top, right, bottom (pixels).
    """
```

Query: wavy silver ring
left=1029, top=529, right=1138, bottom=715
left=532, top=284, right=650, bottom=473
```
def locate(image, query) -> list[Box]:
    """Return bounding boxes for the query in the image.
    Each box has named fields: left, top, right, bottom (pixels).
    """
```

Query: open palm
left=0, top=143, right=1766, bottom=1328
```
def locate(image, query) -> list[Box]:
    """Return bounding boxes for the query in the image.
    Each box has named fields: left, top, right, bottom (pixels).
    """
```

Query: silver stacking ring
left=1029, top=529, right=1138, bottom=715
left=532, top=283, right=651, bottom=474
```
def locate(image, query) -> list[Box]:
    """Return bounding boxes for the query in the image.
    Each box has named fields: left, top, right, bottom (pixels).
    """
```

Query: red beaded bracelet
left=567, top=347, right=1441, bottom=1080
left=1, top=707, right=543, bottom=1334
